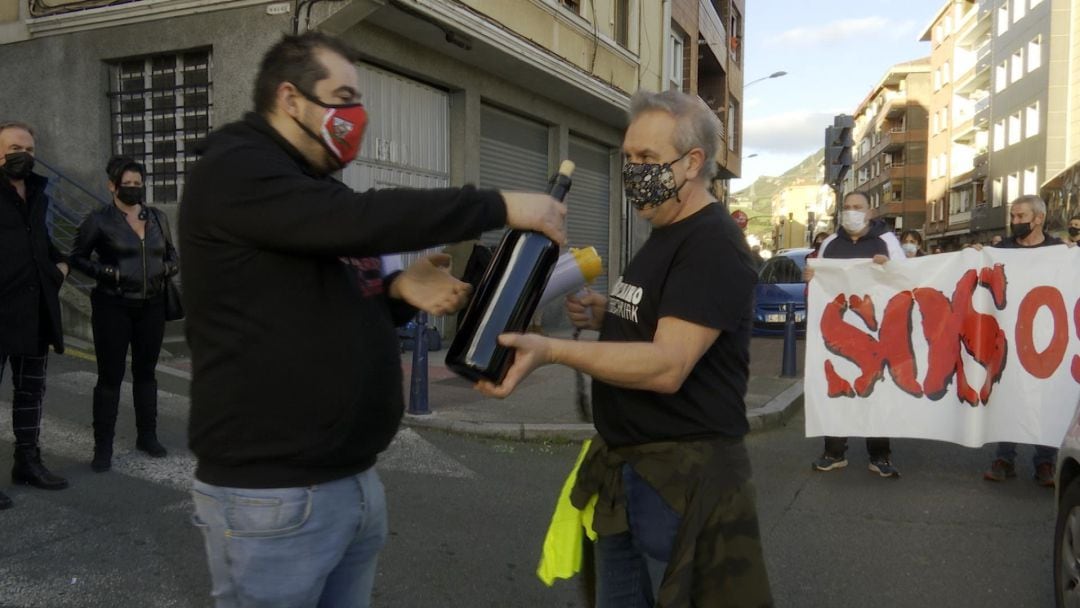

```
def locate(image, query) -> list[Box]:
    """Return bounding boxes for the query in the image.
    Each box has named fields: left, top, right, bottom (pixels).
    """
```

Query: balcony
left=956, top=2, right=993, bottom=46
left=887, top=164, right=909, bottom=182
left=975, top=41, right=993, bottom=76
left=949, top=211, right=973, bottom=225
left=862, top=169, right=890, bottom=192
left=953, top=114, right=975, bottom=140
left=882, top=128, right=911, bottom=152
left=698, top=0, right=728, bottom=66
left=973, top=95, right=991, bottom=125
left=883, top=94, right=907, bottom=119
left=956, top=2, right=977, bottom=32
left=972, top=150, right=989, bottom=178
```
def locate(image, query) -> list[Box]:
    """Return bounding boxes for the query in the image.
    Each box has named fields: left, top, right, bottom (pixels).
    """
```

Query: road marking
left=0, top=373, right=476, bottom=489
left=0, top=400, right=196, bottom=492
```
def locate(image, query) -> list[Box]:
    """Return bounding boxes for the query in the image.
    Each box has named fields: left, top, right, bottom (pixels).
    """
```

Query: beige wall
left=0, top=0, right=18, bottom=23
left=926, top=1, right=956, bottom=229
left=1069, top=0, right=1080, bottom=164
left=462, top=0, right=661, bottom=94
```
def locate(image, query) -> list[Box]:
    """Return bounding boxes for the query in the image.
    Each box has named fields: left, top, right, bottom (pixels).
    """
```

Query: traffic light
left=824, top=114, right=854, bottom=186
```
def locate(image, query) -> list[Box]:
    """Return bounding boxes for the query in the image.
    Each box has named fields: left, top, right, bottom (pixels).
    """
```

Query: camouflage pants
left=594, top=464, right=773, bottom=608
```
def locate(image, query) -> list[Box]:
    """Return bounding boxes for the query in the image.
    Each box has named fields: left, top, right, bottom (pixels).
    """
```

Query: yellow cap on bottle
left=570, top=247, right=603, bottom=284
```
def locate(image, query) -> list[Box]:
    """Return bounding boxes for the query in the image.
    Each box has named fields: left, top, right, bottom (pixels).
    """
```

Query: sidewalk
left=400, top=333, right=805, bottom=441
left=97, top=331, right=805, bottom=443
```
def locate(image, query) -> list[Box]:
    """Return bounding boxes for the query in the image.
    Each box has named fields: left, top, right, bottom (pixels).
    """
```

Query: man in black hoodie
left=804, top=191, right=905, bottom=478
left=180, top=33, right=566, bottom=607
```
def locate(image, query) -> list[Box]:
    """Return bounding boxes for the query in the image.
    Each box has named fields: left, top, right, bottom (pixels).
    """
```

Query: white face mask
left=842, top=210, right=868, bottom=234
left=902, top=242, right=919, bottom=256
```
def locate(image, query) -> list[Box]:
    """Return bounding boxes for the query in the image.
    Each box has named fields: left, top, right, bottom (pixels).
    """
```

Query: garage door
left=341, top=62, right=451, bottom=333
left=567, top=136, right=613, bottom=296
left=478, top=105, right=550, bottom=247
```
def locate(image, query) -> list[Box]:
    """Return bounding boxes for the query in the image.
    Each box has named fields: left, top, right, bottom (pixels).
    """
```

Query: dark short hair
left=106, top=155, right=146, bottom=185
left=253, top=32, right=360, bottom=115
left=0, top=121, right=35, bottom=138
left=900, top=229, right=923, bottom=245
left=843, top=191, right=871, bottom=207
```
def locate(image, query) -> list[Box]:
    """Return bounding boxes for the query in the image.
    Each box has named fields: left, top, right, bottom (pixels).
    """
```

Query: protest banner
left=805, top=247, right=1080, bottom=447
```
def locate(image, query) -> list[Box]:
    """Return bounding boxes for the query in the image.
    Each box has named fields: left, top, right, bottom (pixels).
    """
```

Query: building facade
left=921, top=0, right=992, bottom=249
left=1039, top=0, right=1080, bottom=231
left=976, top=0, right=1057, bottom=241
left=851, top=59, right=932, bottom=232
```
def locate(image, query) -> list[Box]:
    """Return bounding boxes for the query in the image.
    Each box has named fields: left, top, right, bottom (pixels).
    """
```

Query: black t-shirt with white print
left=592, top=203, right=758, bottom=447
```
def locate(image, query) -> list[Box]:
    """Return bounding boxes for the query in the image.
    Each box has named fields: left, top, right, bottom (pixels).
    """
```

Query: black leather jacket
left=70, top=204, right=179, bottom=300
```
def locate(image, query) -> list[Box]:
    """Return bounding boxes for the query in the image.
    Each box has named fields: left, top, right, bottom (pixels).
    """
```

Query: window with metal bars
left=107, top=49, right=212, bottom=204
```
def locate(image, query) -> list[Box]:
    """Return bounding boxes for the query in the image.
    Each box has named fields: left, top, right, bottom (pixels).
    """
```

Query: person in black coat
left=69, top=157, right=179, bottom=473
left=0, top=121, right=71, bottom=510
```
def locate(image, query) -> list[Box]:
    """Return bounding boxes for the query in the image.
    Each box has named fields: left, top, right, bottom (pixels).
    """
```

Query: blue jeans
left=595, top=464, right=682, bottom=608
left=190, top=468, right=388, bottom=608
left=995, top=442, right=1058, bottom=467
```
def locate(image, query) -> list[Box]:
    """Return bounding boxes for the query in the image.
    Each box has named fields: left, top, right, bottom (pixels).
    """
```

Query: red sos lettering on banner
left=821, top=264, right=1080, bottom=404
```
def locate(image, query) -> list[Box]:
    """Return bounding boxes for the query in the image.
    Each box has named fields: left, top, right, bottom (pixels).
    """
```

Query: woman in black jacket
left=70, top=156, right=179, bottom=472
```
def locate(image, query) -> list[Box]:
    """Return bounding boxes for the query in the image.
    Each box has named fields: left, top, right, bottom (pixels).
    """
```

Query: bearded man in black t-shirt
left=477, top=90, right=772, bottom=607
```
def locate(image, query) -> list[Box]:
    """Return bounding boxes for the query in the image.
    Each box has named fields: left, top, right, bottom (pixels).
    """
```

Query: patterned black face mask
left=622, top=151, right=688, bottom=210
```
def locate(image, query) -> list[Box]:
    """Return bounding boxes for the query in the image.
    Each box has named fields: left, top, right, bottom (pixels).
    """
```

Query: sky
left=732, top=0, right=946, bottom=191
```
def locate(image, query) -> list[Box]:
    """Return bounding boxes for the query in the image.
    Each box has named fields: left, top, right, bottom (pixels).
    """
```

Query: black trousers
left=90, top=292, right=165, bottom=389
left=0, top=351, right=48, bottom=450
left=824, top=436, right=891, bottom=461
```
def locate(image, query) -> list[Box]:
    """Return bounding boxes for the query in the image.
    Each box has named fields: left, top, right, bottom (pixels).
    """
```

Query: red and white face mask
left=294, top=86, right=369, bottom=168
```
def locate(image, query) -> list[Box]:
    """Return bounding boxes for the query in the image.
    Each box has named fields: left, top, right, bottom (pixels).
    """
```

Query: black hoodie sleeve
left=189, top=143, right=507, bottom=257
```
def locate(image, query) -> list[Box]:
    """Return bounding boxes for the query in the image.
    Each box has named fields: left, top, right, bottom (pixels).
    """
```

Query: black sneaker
left=812, top=454, right=848, bottom=472
left=869, top=459, right=900, bottom=478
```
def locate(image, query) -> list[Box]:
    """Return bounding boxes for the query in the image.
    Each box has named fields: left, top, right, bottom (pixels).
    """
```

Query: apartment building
left=1040, top=0, right=1080, bottom=229
left=851, top=59, right=932, bottom=232
left=978, top=0, right=1063, bottom=240
left=921, top=0, right=992, bottom=249
left=667, top=0, right=745, bottom=190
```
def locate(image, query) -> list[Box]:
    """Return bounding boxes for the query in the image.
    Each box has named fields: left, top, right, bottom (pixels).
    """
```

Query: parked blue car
left=753, top=248, right=813, bottom=336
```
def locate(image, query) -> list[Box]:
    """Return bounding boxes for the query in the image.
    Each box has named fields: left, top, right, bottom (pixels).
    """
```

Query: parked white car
left=1054, top=399, right=1080, bottom=607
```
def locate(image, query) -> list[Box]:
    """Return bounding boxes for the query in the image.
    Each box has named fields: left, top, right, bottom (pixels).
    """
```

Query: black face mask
left=1069, top=227, right=1080, bottom=237
left=116, top=185, right=145, bottom=206
left=1010, top=222, right=1033, bottom=239
left=2, top=152, right=34, bottom=180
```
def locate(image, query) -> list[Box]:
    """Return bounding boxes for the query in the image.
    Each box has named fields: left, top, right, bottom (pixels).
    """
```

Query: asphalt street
left=0, top=350, right=1057, bottom=607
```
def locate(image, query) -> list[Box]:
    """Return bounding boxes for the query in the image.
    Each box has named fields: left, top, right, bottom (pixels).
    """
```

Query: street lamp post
left=744, top=70, right=788, bottom=89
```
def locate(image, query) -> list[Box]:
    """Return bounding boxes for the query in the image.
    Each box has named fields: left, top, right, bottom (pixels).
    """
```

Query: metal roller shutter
left=478, top=105, right=550, bottom=247
left=567, top=136, right=612, bottom=296
left=341, top=62, right=451, bottom=335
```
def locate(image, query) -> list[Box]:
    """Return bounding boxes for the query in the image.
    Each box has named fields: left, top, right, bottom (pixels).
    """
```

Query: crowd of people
left=0, top=28, right=1077, bottom=608
left=797, top=193, right=1077, bottom=482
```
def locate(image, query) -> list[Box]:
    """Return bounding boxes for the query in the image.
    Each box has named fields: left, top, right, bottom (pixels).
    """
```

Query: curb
left=747, top=379, right=804, bottom=432
left=402, top=416, right=596, bottom=442
left=402, top=379, right=805, bottom=442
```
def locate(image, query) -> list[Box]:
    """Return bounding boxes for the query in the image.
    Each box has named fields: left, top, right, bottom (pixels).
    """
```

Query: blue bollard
left=408, top=312, right=430, bottom=415
left=781, top=303, right=798, bottom=378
